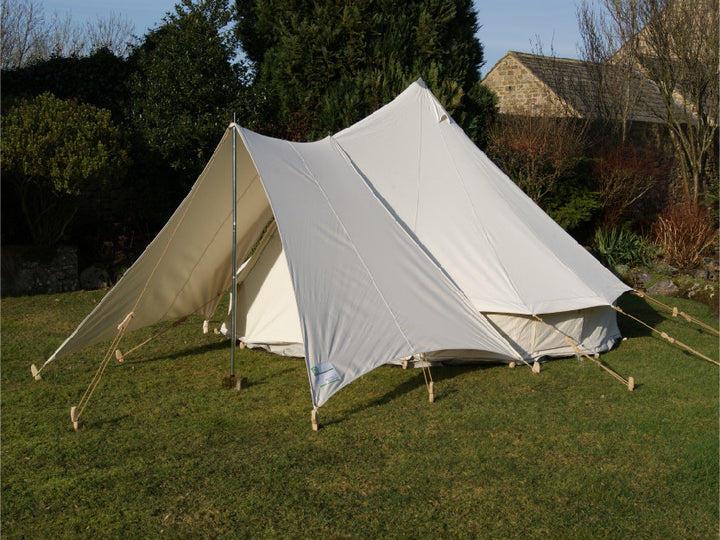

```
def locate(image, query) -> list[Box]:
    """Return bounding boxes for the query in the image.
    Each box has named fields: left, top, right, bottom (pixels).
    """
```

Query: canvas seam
left=433, top=105, right=530, bottom=313
left=286, top=139, right=418, bottom=357
left=329, top=136, right=521, bottom=361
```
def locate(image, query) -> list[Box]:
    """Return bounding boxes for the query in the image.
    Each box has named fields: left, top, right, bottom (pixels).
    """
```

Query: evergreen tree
left=235, top=0, right=496, bottom=145
left=128, top=0, right=245, bottom=225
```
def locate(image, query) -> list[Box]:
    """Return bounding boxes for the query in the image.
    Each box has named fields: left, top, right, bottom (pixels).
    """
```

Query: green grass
left=2, top=291, right=718, bottom=538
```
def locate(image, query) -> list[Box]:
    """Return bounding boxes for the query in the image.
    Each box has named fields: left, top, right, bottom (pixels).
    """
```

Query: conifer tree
left=235, top=0, right=496, bottom=145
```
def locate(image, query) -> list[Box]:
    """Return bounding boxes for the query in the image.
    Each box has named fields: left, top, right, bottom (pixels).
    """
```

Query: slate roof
left=500, top=51, right=670, bottom=124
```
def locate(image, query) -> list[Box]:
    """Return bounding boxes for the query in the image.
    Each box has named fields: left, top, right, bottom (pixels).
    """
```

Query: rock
left=613, top=264, right=629, bottom=279
left=627, top=268, right=654, bottom=289
left=647, top=278, right=679, bottom=297
left=692, top=268, right=710, bottom=280
left=705, top=259, right=719, bottom=281
left=80, top=266, right=110, bottom=290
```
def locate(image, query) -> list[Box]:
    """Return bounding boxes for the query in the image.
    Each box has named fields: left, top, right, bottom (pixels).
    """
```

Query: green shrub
left=591, top=227, right=657, bottom=269
left=1, top=92, right=130, bottom=246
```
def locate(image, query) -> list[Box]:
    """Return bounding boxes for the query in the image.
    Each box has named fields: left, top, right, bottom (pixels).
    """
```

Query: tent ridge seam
left=329, top=137, right=518, bottom=360
left=287, top=140, right=417, bottom=356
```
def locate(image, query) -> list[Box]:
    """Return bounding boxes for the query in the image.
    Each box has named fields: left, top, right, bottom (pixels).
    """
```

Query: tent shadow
left=82, top=413, right=131, bottom=431
left=323, top=362, right=498, bottom=427
left=124, top=340, right=229, bottom=365
left=617, top=293, right=665, bottom=338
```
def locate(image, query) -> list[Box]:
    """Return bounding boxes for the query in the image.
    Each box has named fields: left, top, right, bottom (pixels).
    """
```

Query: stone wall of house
left=483, top=53, right=562, bottom=115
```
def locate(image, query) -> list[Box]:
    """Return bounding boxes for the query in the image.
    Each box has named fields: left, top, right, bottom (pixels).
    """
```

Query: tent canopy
left=44, top=79, right=630, bottom=409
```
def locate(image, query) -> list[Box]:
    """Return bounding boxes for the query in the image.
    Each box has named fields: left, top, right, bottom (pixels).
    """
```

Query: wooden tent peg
left=627, top=377, right=635, bottom=391
left=30, top=364, right=42, bottom=381
left=428, top=381, right=435, bottom=403
left=508, top=361, right=516, bottom=369
left=311, top=409, right=319, bottom=431
left=203, top=320, right=209, bottom=334
left=532, top=361, right=541, bottom=373
left=70, top=406, right=80, bottom=431
left=115, top=349, right=124, bottom=362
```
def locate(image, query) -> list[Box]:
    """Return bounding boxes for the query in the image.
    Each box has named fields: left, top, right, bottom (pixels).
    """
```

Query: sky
left=45, top=0, right=583, bottom=77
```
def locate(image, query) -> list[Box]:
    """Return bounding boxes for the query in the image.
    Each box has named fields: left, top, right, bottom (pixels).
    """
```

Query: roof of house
left=487, top=51, right=670, bottom=123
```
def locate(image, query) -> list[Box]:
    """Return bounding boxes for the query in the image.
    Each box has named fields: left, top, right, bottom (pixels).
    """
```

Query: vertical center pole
left=230, top=122, right=238, bottom=378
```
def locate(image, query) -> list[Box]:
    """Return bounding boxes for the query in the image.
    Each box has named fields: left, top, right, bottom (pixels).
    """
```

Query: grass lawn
left=2, top=290, right=718, bottom=538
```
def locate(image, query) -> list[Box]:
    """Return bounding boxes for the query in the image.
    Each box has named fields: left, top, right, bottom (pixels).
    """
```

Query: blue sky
left=45, top=0, right=582, bottom=76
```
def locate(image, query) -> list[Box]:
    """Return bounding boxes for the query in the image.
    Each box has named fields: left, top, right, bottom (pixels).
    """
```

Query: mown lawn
left=2, top=290, right=718, bottom=538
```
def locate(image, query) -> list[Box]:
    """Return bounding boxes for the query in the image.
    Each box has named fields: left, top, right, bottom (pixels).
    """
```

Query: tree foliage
left=0, top=0, right=135, bottom=68
left=235, top=0, right=495, bottom=144
left=128, top=0, right=242, bottom=178
left=486, top=114, right=599, bottom=235
left=1, top=93, right=130, bottom=246
left=577, top=0, right=719, bottom=202
left=1, top=47, right=132, bottom=121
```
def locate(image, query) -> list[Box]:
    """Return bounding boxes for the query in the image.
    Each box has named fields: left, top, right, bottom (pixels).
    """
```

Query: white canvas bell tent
left=40, top=79, right=632, bottom=421
left=220, top=79, right=631, bottom=365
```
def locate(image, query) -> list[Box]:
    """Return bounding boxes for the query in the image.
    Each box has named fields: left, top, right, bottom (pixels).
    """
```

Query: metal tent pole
left=230, top=122, right=238, bottom=378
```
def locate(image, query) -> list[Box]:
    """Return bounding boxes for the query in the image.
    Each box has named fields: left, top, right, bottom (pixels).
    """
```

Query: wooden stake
left=532, top=361, right=541, bottom=373
left=311, top=409, right=319, bottom=431
left=30, top=364, right=41, bottom=381
left=70, top=406, right=80, bottom=431
left=628, top=377, right=635, bottom=391
left=428, top=381, right=435, bottom=403
left=115, top=349, right=124, bottom=362
left=508, top=361, right=516, bottom=369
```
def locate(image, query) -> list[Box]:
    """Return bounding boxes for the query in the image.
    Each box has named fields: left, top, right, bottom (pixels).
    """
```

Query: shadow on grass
left=323, top=362, right=500, bottom=427
left=79, top=413, right=131, bottom=431
left=124, top=340, right=229, bottom=364
left=617, top=293, right=665, bottom=338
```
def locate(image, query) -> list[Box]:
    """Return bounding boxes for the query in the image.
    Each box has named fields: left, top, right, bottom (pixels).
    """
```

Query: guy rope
left=613, top=304, right=719, bottom=366
left=70, top=312, right=133, bottom=430
left=631, top=291, right=720, bottom=337
left=533, top=314, right=635, bottom=391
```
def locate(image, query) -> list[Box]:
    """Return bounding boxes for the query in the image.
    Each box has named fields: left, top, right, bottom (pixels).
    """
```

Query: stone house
left=482, top=51, right=671, bottom=124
